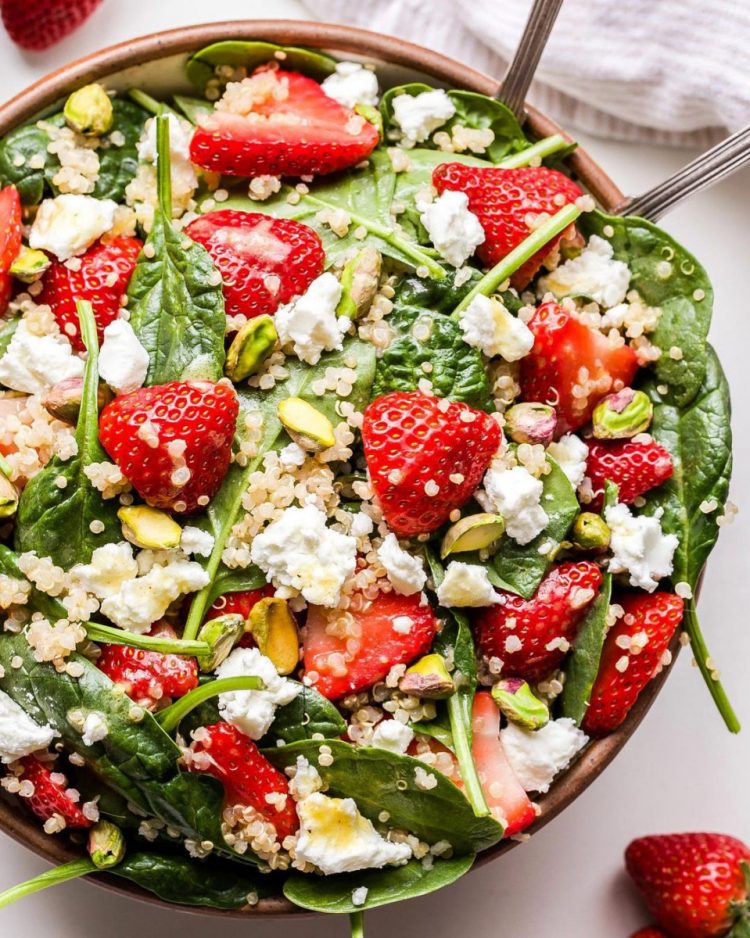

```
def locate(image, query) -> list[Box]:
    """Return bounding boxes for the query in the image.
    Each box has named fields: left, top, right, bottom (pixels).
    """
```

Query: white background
left=0, top=2, right=748, bottom=935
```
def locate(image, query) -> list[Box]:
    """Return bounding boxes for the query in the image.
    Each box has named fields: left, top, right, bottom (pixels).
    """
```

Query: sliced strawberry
left=362, top=391, right=501, bottom=537
left=184, top=211, right=324, bottom=321
left=0, top=186, right=22, bottom=314
left=432, top=163, right=582, bottom=288
left=99, top=380, right=238, bottom=513
left=583, top=592, right=684, bottom=736
left=16, top=756, right=92, bottom=829
left=190, top=68, right=379, bottom=178
left=38, top=236, right=142, bottom=351
left=186, top=721, right=297, bottom=841
left=586, top=439, right=674, bottom=510
left=1, top=0, right=102, bottom=51
left=520, top=300, right=639, bottom=434
left=303, top=592, right=439, bottom=700
left=205, top=586, right=274, bottom=648
left=475, top=561, right=602, bottom=683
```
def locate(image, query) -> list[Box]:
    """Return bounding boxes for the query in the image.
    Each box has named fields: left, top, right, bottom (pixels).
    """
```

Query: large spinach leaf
left=128, top=115, right=225, bottom=385
left=93, top=98, right=150, bottom=202
left=186, top=40, right=336, bottom=91
left=266, top=740, right=503, bottom=855
left=264, top=682, right=346, bottom=744
left=15, top=301, right=120, bottom=568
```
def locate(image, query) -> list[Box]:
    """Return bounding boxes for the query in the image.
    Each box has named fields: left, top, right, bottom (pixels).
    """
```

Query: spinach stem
left=685, top=601, right=740, bottom=733
left=128, top=88, right=169, bottom=117
left=447, top=693, right=490, bottom=818
left=84, top=622, right=209, bottom=657
left=75, top=301, right=100, bottom=459
left=451, top=203, right=582, bottom=317
left=498, top=134, right=570, bottom=169
left=0, top=858, right=96, bottom=909
left=349, top=911, right=366, bottom=938
left=156, top=676, right=265, bottom=732
left=155, top=113, right=172, bottom=218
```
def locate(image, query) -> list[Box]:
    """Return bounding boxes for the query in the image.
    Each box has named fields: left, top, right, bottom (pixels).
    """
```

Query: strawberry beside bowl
left=0, top=19, right=732, bottom=920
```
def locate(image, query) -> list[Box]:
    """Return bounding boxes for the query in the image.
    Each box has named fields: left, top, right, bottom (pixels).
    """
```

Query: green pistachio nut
left=87, top=821, right=126, bottom=870
left=572, top=512, right=611, bottom=551
left=247, top=598, right=300, bottom=675
left=9, top=246, right=51, bottom=283
left=225, top=315, right=278, bottom=383
left=42, top=376, right=112, bottom=425
left=399, top=653, right=455, bottom=699
left=118, top=505, right=182, bottom=550
left=491, top=678, right=549, bottom=730
left=0, top=471, right=18, bottom=518
left=278, top=396, right=336, bottom=452
left=64, top=83, right=114, bottom=136
left=440, top=513, right=505, bottom=559
left=504, top=402, right=558, bottom=446
left=592, top=388, right=653, bottom=440
left=336, top=247, right=382, bottom=321
left=196, top=613, right=245, bottom=672
left=354, top=103, right=384, bottom=138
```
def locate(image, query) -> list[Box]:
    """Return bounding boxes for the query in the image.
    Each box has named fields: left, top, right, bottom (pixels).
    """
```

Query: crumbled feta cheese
left=275, top=273, right=350, bottom=365
left=370, top=719, right=414, bottom=754
left=459, top=295, right=534, bottom=361
left=391, top=89, right=456, bottom=147
left=349, top=512, right=374, bottom=538
left=0, top=319, right=84, bottom=395
left=321, top=61, right=379, bottom=108
left=71, top=542, right=139, bottom=599
left=180, top=526, right=215, bottom=558
left=417, top=190, right=484, bottom=267
left=377, top=534, right=426, bottom=596
left=546, top=433, right=589, bottom=489
left=0, top=688, right=54, bottom=763
left=251, top=505, right=357, bottom=607
left=81, top=711, right=108, bottom=746
left=215, top=647, right=301, bottom=740
left=538, top=235, right=631, bottom=309
left=288, top=755, right=324, bottom=801
left=436, top=561, right=500, bottom=607
left=279, top=442, right=307, bottom=469
left=604, top=503, right=678, bottom=592
left=500, top=718, right=588, bottom=793
left=293, top=791, right=412, bottom=874
left=481, top=466, right=549, bottom=545
left=29, top=194, right=117, bottom=260
left=351, top=887, right=369, bottom=907
left=98, top=319, right=149, bottom=395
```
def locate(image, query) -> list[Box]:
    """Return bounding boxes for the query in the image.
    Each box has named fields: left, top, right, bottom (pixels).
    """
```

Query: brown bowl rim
left=0, top=18, right=677, bottom=919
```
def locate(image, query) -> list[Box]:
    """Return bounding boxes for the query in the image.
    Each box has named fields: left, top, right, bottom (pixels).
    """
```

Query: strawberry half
left=186, top=721, right=298, bottom=841
left=362, top=391, right=501, bottom=537
left=184, top=211, right=324, bottom=320
left=39, top=236, right=142, bottom=351
left=190, top=68, right=379, bottom=178
left=586, top=439, right=674, bottom=510
left=626, top=833, right=750, bottom=938
left=0, top=185, right=21, bottom=314
left=1, top=0, right=102, bottom=51
left=432, top=163, right=582, bottom=287
left=99, top=380, right=238, bottom=513
left=520, top=300, right=639, bottom=434
left=16, top=756, right=92, bottom=829
left=582, top=592, right=684, bottom=736
left=303, top=592, right=439, bottom=700
left=474, top=561, right=602, bottom=683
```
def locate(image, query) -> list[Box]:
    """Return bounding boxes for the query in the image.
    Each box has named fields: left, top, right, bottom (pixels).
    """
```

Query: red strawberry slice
left=432, top=163, right=583, bottom=287
left=99, top=380, right=238, bottom=513
left=190, top=68, right=379, bottom=179
left=520, top=300, right=639, bottom=434
left=205, top=586, right=274, bottom=648
left=626, top=833, right=750, bottom=938
left=184, top=211, right=324, bottom=321
left=362, top=391, right=501, bottom=537
left=586, top=439, right=674, bottom=510
left=303, top=592, right=439, bottom=700
left=582, top=592, right=684, bottom=736
left=475, top=561, right=602, bottom=683
left=16, top=756, right=92, bottom=829
left=39, top=236, right=142, bottom=351
left=471, top=691, right=536, bottom=836
left=1, top=0, right=102, bottom=51
left=186, top=721, right=298, bottom=841
left=0, top=185, right=21, bottom=313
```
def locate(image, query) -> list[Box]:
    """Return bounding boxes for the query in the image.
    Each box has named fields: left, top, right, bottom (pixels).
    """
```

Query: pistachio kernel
left=277, top=396, right=336, bottom=452
left=504, top=402, right=558, bottom=446
left=491, top=678, right=549, bottom=730
left=118, top=505, right=182, bottom=550
left=43, top=377, right=113, bottom=425
left=572, top=512, right=611, bottom=551
left=225, top=314, right=277, bottom=383
left=0, top=472, right=18, bottom=519
left=247, top=597, right=300, bottom=675
left=64, top=83, right=114, bottom=136
left=440, top=513, right=505, bottom=559
left=592, top=388, right=653, bottom=440
left=196, top=613, right=245, bottom=672
left=9, top=246, right=51, bottom=283
left=87, top=820, right=126, bottom=869
left=399, top=653, right=455, bottom=699
left=336, top=246, right=382, bottom=321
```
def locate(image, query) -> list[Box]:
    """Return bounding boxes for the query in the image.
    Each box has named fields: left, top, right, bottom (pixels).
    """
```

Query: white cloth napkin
left=303, top=0, right=750, bottom=147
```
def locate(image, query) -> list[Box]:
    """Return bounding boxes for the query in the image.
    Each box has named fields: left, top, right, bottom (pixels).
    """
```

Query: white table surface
left=0, top=1, right=747, bottom=935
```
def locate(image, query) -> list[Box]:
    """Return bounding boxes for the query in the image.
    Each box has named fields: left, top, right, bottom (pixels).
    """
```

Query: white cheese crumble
left=275, top=273, right=350, bottom=365
left=436, top=561, right=500, bottom=607
left=376, top=533, right=426, bottom=596
left=459, top=295, right=534, bottom=361
left=417, top=190, right=485, bottom=267
left=288, top=755, right=324, bottom=801
left=321, top=61, right=379, bottom=108
left=604, top=503, right=678, bottom=592
left=81, top=711, right=109, bottom=746
left=546, top=433, right=589, bottom=489
left=538, top=235, right=631, bottom=309
left=98, top=319, right=149, bottom=395
left=480, top=466, right=549, bottom=545
left=500, top=718, right=588, bottom=793
left=29, top=194, right=117, bottom=260
left=370, top=719, right=414, bottom=754
left=349, top=512, right=374, bottom=538
left=250, top=505, right=357, bottom=607
left=215, top=647, right=301, bottom=740
left=71, top=541, right=139, bottom=599
left=278, top=442, right=307, bottom=469
left=0, top=688, right=54, bottom=763
left=180, top=526, right=215, bottom=557
left=0, top=318, right=83, bottom=395
left=391, top=89, right=456, bottom=147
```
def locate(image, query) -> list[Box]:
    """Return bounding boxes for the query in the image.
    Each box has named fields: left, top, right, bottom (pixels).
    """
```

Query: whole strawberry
left=1, top=0, right=102, bottom=50
left=630, top=930, right=669, bottom=938
left=39, top=236, right=142, bottom=351
left=0, top=185, right=21, bottom=313
left=99, top=380, right=238, bottom=513
left=362, top=391, right=501, bottom=537
left=586, top=439, right=674, bottom=510
left=626, top=833, right=750, bottom=938
left=16, top=756, right=92, bottom=829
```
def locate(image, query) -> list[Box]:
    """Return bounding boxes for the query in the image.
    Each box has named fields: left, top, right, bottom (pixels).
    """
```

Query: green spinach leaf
left=172, top=94, right=213, bottom=125
left=186, top=40, right=336, bottom=91
left=93, top=98, right=150, bottom=202
left=264, top=682, right=346, bottom=744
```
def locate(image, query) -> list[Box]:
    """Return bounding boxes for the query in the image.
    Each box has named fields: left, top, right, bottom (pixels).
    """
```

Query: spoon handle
left=615, top=124, right=750, bottom=221
left=496, top=0, right=565, bottom=120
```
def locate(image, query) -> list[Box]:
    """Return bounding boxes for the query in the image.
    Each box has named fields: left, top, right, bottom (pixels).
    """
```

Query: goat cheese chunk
left=98, top=319, right=149, bottom=395
left=0, top=319, right=84, bottom=395
left=547, top=433, right=589, bottom=489
left=321, top=61, right=379, bottom=108
left=371, top=719, right=414, bottom=755
left=377, top=534, right=426, bottom=596
left=29, top=194, right=117, bottom=260
left=538, top=235, right=631, bottom=309
left=275, top=273, right=350, bottom=365
left=0, top=689, right=54, bottom=763
left=501, top=718, right=588, bottom=793
left=391, top=89, right=456, bottom=147
left=81, top=712, right=109, bottom=746
left=180, top=526, right=215, bottom=557
left=216, top=648, right=301, bottom=740
left=459, top=294, right=534, bottom=361
left=418, top=190, right=485, bottom=267
left=71, top=542, right=139, bottom=598
left=481, top=465, right=549, bottom=545
left=251, top=505, right=357, bottom=607
left=436, top=561, right=500, bottom=607
left=604, top=503, right=678, bottom=592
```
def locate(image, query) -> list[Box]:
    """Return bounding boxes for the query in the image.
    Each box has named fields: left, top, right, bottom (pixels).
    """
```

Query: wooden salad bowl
left=0, top=19, right=684, bottom=917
